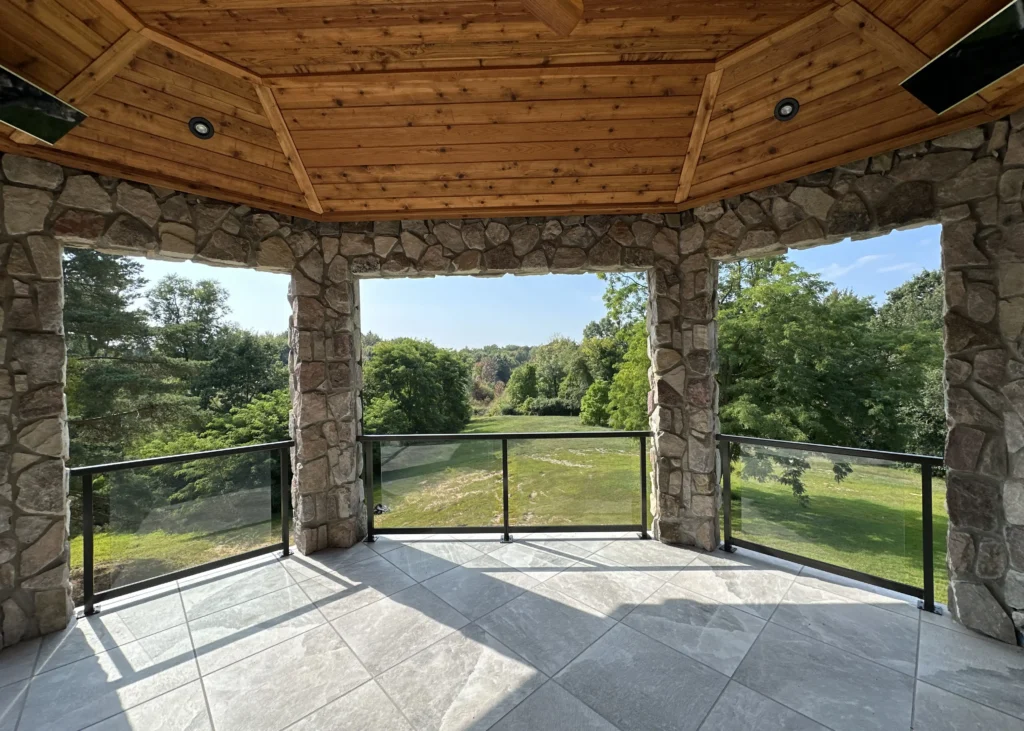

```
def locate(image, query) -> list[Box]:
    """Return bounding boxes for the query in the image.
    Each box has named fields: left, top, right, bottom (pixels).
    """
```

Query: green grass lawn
left=729, top=453, right=948, bottom=601
left=374, top=415, right=643, bottom=529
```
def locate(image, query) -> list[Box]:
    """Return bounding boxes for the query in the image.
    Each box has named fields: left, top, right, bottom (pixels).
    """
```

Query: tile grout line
left=726, top=677, right=844, bottom=731
left=911, top=608, right=923, bottom=726
left=11, top=639, right=40, bottom=731
left=178, top=586, right=219, bottom=731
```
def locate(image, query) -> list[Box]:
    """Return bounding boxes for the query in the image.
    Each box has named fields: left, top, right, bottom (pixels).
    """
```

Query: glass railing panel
left=729, top=442, right=926, bottom=593
left=374, top=438, right=503, bottom=529
left=70, top=450, right=281, bottom=602
left=507, top=436, right=641, bottom=528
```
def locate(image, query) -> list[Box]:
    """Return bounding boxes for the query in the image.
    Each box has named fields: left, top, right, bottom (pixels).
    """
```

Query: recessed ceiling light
left=774, top=98, right=800, bottom=122
left=189, top=117, right=215, bottom=139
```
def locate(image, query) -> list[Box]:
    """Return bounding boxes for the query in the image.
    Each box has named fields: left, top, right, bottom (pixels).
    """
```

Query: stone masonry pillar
left=942, top=120, right=1024, bottom=643
left=648, top=217, right=719, bottom=551
left=288, top=232, right=362, bottom=554
left=1, top=167, right=74, bottom=645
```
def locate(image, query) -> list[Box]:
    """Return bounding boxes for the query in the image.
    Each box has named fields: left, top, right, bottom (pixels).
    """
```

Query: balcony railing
left=359, top=431, right=653, bottom=542
left=717, top=434, right=944, bottom=613
left=70, top=440, right=294, bottom=615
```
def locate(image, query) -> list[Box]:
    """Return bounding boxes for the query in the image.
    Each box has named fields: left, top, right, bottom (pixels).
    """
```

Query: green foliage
left=362, top=338, right=472, bottom=434
left=190, top=329, right=288, bottom=411
left=597, top=272, right=648, bottom=327
left=557, top=356, right=593, bottom=410
left=521, top=397, right=577, bottom=416
left=607, top=322, right=650, bottom=431
left=580, top=381, right=611, bottom=427
left=503, top=363, right=539, bottom=408
left=363, top=394, right=413, bottom=435
left=531, top=337, right=580, bottom=398
left=146, top=274, right=228, bottom=361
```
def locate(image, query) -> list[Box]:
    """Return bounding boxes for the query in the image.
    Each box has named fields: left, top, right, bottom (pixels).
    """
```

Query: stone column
left=1, top=159, right=74, bottom=646
left=648, top=214, right=720, bottom=550
left=288, top=230, right=362, bottom=554
left=942, top=116, right=1024, bottom=643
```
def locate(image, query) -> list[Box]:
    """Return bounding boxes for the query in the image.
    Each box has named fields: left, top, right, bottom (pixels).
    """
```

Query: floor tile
left=204, top=624, right=368, bottom=731
left=698, top=681, right=827, bottom=731
left=281, top=544, right=382, bottom=582
left=476, top=581, right=614, bottom=676
left=488, top=541, right=578, bottom=581
left=331, top=584, right=468, bottom=675
left=422, top=554, right=538, bottom=620
left=96, top=585, right=188, bottom=639
left=382, top=541, right=485, bottom=582
left=0, top=681, right=27, bottom=731
left=288, top=680, right=412, bottom=731
left=770, top=581, right=919, bottom=676
left=593, top=538, right=698, bottom=581
left=515, top=534, right=611, bottom=560
left=378, top=623, right=544, bottom=731
left=794, top=568, right=920, bottom=619
left=85, top=680, right=212, bottom=731
left=671, top=551, right=796, bottom=619
left=428, top=534, right=506, bottom=555
left=20, top=624, right=198, bottom=731
left=913, top=680, right=1024, bottom=731
left=0, top=639, right=38, bottom=689
left=490, top=681, right=618, bottom=731
left=542, top=554, right=665, bottom=620
left=36, top=614, right=132, bottom=676
left=733, top=623, right=914, bottom=731
left=189, top=584, right=325, bottom=674
left=917, top=621, right=1024, bottom=720
left=179, top=561, right=296, bottom=621
left=623, top=580, right=765, bottom=675
left=297, top=555, right=416, bottom=621
left=555, top=624, right=728, bottom=731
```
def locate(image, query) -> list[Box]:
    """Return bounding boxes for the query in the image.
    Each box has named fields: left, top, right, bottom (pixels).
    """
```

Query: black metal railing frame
left=70, top=439, right=295, bottom=615
left=359, top=431, right=652, bottom=542
left=717, top=433, right=944, bottom=613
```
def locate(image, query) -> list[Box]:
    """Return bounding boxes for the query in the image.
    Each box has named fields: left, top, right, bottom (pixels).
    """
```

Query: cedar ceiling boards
left=0, top=0, right=1022, bottom=221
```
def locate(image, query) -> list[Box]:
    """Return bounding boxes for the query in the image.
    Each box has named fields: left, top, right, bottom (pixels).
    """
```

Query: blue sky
left=134, top=223, right=941, bottom=347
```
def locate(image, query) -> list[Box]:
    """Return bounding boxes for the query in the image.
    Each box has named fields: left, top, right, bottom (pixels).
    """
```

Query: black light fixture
left=774, top=97, right=800, bottom=122
left=189, top=116, right=215, bottom=139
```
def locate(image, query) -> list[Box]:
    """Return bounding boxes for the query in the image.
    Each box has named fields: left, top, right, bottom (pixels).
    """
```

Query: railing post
left=82, top=473, right=95, bottom=616
left=364, top=440, right=376, bottom=543
left=720, top=438, right=734, bottom=552
left=922, top=463, right=936, bottom=613
left=502, top=439, right=511, bottom=543
left=279, top=447, right=291, bottom=556
left=639, top=435, right=649, bottom=539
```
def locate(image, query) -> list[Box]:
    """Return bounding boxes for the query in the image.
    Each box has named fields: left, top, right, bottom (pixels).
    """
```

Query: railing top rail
left=358, top=430, right=652, bottom=443
left=68, top=439, right=295, bottom=476
left=717, top=433, right=943, bottom=467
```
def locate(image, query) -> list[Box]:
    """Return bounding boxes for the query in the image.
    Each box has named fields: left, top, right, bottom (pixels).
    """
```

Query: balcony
left=2, top=433, right=1022, bottom=731
left=3, top=532, right=1023, bottom=731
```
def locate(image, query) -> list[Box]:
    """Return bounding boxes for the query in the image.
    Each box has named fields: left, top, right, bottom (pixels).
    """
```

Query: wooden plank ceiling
left=0, top=0, right=1021, bottom=221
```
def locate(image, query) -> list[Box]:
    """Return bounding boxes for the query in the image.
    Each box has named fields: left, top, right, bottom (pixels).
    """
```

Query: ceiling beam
left=522, top=0, right=584, bottom=37
left=717, top=3, right=838, bottom=70
left=675, top=70, right=723, bottom=204
left=833, top=1, right=927, bottom=74
left=8, top=30, right=148, bottom=145
left=255, top=85, right=323, bottom=215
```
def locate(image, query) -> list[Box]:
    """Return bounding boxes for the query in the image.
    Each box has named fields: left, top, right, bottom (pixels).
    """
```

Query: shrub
left=580, top=381, right=611, bottom=427
left=522, top=397, right=577, bottom=416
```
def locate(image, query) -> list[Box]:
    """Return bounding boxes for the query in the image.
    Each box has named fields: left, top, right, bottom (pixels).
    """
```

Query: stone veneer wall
left=1, top=112, right=1023, bottom=647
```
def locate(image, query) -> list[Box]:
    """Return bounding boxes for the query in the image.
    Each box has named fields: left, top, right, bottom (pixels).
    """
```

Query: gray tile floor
left=2, top=533, right=1023, bottom=731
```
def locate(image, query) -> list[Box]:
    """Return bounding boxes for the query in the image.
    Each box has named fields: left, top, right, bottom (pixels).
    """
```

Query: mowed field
left=374, top=415, right=644, bottom=530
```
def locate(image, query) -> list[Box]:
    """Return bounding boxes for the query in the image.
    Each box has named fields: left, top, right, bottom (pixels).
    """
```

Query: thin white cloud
left=878, top=262, right=922, bottom=274
left=816, top=254, right=889, bottom=280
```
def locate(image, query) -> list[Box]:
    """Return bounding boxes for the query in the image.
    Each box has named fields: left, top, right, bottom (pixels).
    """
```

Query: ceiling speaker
left=0, top=65, right=86, bottom=145
left=902, top=0, right=1024, bottom=115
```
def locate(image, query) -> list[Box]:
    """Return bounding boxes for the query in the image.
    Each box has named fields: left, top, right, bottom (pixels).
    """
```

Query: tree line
left=360, top=258, right=944, bottom=461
